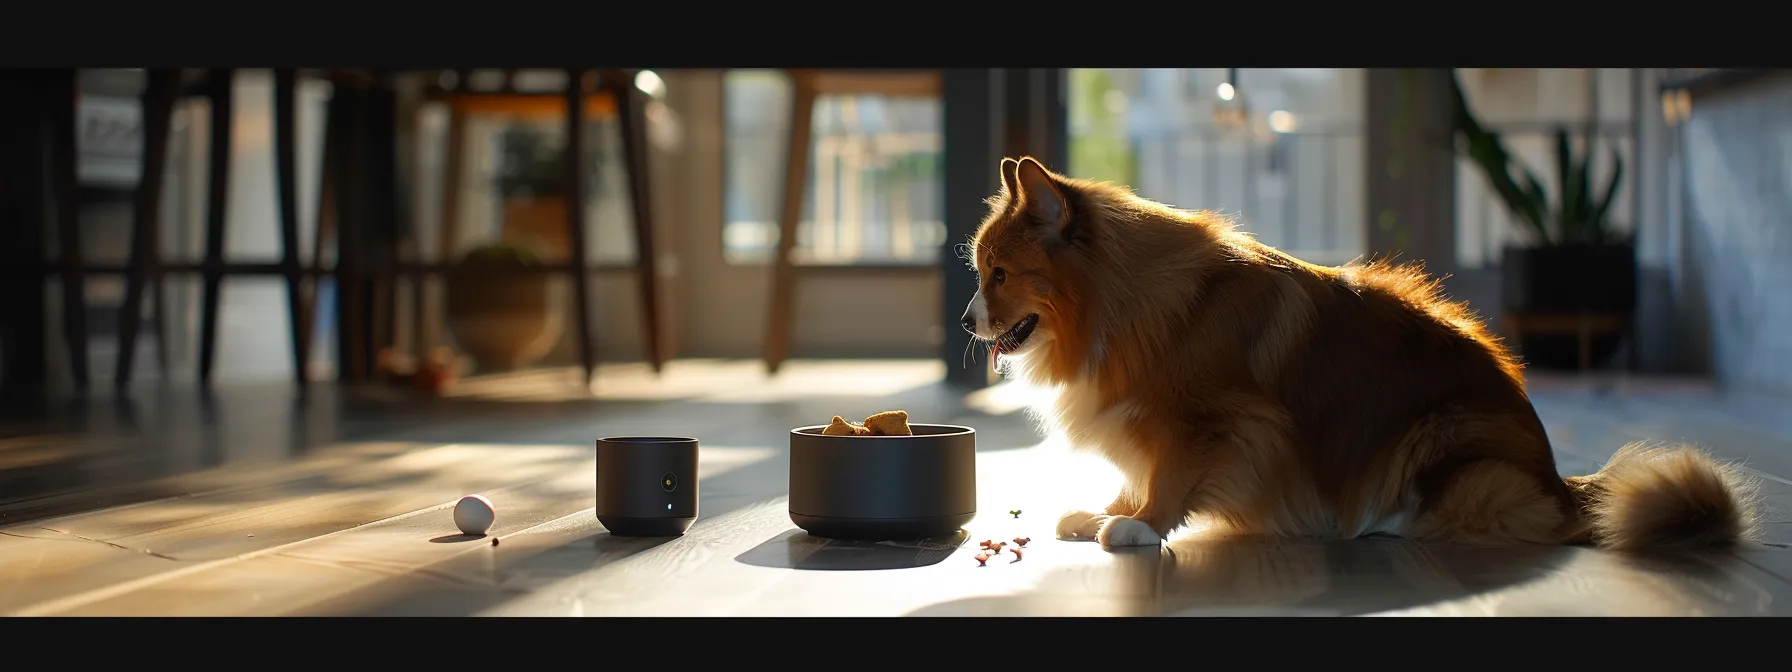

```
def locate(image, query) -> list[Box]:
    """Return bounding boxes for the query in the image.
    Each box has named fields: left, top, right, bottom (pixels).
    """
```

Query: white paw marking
left=1097, top=517, right=1162, bottom=549
left=1056, top=509, right=1111, bottom=541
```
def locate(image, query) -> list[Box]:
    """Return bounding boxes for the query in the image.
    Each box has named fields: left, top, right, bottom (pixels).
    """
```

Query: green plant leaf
left=1588, top=146, right=1625, bottom=244
left=1449, top=70, right=1551, bottom=245
left=1553, top=128, right=1583, bottom=245
left=1519, top=168, right=1552, bottom=244
left=1574, top=137, right=1595, bottom=241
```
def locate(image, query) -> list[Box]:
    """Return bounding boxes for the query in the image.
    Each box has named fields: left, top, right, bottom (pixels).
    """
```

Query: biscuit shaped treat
left=822, top=415, right=871, bottom=436
left=862, top=410, right=913, bottom=436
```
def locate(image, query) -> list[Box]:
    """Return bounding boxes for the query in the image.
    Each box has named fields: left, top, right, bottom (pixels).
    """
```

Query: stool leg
left=273, top=69, right=309, bottom=391
left=611, top=71, right=664, bottom=374
left=48, top=69, right=90, bottom=392
left=197, top=68, right=234, bottom=386
left=115, top=69, right=180, bottom=390
left=151, top=271, right=170, bottom=376
left=564, top=69, right=597, bottom=388
left=764, top=69, right=816, bottom=375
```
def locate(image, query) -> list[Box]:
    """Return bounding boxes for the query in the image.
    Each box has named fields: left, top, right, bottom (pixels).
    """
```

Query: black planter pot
left=1500, top=243, right=1637, bottom=371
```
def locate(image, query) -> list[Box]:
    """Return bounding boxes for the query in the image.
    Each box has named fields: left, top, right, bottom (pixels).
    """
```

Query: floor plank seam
left=29, top=526, right=182, bottom=561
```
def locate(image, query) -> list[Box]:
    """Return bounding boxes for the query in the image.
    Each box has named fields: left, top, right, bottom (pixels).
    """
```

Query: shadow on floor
left=905, top=534, right=1786, bottom=616
left=0, top=368, right=1048, bottom=526
left=734, top=528, right=970, bottom=571
left=429, top=534, right=487, bottom=544
left=307, top=452, right=795, bottom=616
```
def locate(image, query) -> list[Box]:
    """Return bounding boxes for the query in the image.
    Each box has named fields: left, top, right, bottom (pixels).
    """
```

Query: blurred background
left=5, top=67, right=1792, bottom=617
left=0, top=67, right=1787, bottom=493
left=4, top=67, right=1778, bottom=397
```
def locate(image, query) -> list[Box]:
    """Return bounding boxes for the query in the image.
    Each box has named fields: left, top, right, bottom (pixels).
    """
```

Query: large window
left=722, top=70, right=945, bottom=266
left=1067, top=68, right=1368, bottom=266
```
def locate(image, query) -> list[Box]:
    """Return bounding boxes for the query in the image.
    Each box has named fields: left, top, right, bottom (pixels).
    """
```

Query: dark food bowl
left=788, top=423, right=977, bottom=541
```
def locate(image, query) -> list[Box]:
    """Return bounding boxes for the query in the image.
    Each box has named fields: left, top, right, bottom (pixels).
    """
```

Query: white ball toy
left=453, top=494, right=496, bottom=536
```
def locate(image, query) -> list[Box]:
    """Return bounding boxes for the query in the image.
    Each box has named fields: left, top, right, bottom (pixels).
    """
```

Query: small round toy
left=453, top=494, right=496, bottom=536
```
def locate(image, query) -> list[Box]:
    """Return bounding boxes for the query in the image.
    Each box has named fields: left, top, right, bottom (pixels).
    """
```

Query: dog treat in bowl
left=819, top=410, right=912, bottom=436
left=862, top=410, right=913, bottom=436
left=822, top=416, right=872, bottom=436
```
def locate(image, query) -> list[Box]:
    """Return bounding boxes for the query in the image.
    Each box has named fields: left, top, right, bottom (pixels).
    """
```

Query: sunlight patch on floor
left=961, top=379, right=1052, bottom=416
left=441, top=359, right=947, bottom=404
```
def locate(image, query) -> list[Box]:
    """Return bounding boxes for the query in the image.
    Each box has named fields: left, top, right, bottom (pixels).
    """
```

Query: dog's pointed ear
left=1015, top=157, right=1067, bottom=228
left=999, top=157, right=1020, bottom=197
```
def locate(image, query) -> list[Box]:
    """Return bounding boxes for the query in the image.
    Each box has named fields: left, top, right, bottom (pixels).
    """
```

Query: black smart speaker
left=596, top=436, right=698, bottom=537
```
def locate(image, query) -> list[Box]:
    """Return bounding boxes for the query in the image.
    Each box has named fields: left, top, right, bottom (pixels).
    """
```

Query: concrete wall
left=1672, top=72, right=1792, bottom=394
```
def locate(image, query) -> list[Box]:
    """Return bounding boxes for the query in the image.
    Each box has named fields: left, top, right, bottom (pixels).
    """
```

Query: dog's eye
left=992, top=268, right=1006, bottom=286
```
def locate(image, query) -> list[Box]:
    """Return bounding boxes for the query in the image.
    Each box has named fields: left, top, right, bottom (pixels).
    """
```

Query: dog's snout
left=961, top=292, right=987, bottom=336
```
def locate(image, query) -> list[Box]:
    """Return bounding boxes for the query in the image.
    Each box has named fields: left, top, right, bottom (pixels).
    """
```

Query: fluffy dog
left=959, top=156, right=1760, bottom=552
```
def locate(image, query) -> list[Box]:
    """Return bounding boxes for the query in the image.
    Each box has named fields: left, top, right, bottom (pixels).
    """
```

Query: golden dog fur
left=961, top=156, right=1760, bottom=552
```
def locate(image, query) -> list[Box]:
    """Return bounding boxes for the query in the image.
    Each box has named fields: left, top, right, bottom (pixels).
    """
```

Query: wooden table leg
left=198, top=68, right=234, bottom=386
left=333, top=82, right=370, bottom=384
left=563, top=69, right=597, bottom=388
left=47, top=69, right=90, bottom=392
left=609, top=70, right=664, bottom=374
left=150, top=268, right=170, bottom=377
left=273, top=69, right=310, bottom=391
left=115, top=68, right=180, bottom=390
left=763, top=69, right=817, bottom=375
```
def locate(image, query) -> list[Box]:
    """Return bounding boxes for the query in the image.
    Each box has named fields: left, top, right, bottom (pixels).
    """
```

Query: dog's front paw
left=1097, top=516, right=1163, bottom=549
left=1056, top=509, right=1111, bottom=541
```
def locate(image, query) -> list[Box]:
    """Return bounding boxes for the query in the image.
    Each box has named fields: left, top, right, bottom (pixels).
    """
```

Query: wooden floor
left=2, top=359, right=1790, bottom=617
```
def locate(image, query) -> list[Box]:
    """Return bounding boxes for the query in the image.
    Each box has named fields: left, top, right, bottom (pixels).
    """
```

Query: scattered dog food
left=491, top=537, right=500, bottom=546
left=1009, top=547, right=1024, bottom=562
left=1013, top=537, right=1030, bottom=547
left=974, top=552, right=991, bottom=566
left=987, top=541, right=1007, bottom=554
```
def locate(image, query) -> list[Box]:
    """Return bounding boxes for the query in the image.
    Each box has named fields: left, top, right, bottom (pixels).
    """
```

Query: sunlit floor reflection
left=443, top=359, right=948, bottom=404
left=2, top=360, right=1790, bottom=616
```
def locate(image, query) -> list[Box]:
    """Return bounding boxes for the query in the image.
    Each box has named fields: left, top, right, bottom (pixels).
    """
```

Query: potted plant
left=444, top=241, right=565, bottom=372
left=1448, top=71, right=1635, bottom=370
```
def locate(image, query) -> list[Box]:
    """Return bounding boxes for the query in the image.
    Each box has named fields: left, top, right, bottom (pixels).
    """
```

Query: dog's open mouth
left=992, top=313, right=1039, bottom=364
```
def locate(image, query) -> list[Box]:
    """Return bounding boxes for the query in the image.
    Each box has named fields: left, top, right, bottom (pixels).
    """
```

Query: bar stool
left=425, top=68, right=665, bottom=385
left=761, top=69, right=943, bottom=374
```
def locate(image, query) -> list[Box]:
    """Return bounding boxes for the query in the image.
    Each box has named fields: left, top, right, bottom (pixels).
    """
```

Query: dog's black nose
left=959, top=313, right=977, bottom=335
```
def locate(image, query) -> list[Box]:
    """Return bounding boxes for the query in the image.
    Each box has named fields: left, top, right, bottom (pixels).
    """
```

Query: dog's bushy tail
left=1565, top=442, right=1763, bottom=551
